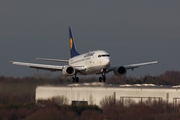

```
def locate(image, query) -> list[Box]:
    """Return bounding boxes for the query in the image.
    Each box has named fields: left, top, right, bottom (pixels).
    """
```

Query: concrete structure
left=36, top=83, right=180, bottom=106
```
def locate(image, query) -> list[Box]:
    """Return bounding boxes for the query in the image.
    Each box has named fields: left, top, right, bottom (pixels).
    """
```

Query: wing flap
left=10, top=61, right=63, bottom=72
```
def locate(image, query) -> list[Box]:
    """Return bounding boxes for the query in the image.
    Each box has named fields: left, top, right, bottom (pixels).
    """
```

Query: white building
left=36, top=83, right=180, bottom=106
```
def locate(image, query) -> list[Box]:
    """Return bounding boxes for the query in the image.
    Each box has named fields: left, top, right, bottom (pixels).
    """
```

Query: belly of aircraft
left=79, top=64, right=109, bottom=75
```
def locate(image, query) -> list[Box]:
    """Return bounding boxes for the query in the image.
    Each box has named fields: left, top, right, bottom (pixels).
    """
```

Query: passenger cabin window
left=98, top=54, right=110, bottom=58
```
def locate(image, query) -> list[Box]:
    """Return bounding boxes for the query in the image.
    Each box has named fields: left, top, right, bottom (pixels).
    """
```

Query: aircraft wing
left=108, top=61, right=158, bottom=71
left=124, top=61, right=158, bottom=70
left=36, top=58, right=69, bottom=63
left=10, top=61, right=63, bottom=72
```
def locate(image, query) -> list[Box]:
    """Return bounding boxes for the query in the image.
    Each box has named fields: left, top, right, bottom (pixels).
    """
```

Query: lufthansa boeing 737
left=10, top=27, right=158, bottom=82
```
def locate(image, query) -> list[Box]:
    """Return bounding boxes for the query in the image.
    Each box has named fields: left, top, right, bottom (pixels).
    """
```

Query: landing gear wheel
left=72, top=77, right=79, bottom=83
left=103, top=77, right=106, bottom=82
left=99, top=77, right=102, bottom=82
left=76, top=77, right=79, bottom=82
left=72, top=77, right=75, bottom=82
left=100, top=69, right=107, bottom=82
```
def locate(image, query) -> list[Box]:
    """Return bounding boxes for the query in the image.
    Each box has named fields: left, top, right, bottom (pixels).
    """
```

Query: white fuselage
left=69, top=50, right=110, bottom=75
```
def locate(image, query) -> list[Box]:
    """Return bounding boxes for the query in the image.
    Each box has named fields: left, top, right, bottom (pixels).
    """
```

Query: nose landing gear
left=99, top=70, right=106, bottom=82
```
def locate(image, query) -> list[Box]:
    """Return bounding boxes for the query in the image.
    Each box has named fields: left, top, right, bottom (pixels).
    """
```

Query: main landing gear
left=72, top=74, right=79, bottom=83
left=99, top=76, right=106, bottom=82
left=72, top=77, right=79, bottom=83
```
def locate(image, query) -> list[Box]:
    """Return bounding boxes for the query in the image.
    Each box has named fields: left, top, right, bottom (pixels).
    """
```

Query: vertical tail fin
left=69, top=26, right=80, bottom=58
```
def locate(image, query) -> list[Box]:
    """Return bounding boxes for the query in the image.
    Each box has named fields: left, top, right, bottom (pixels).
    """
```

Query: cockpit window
left=98, top=54, right=110, bottom=58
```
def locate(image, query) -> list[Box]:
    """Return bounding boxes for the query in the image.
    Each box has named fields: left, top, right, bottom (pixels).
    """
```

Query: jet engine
left=113, top=66, right=127, bottom=76
left=62, top=66, right=76, bottom=76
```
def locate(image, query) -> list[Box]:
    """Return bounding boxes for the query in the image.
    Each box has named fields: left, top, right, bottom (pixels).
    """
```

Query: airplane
left=10, top=26, right=158, bottom=82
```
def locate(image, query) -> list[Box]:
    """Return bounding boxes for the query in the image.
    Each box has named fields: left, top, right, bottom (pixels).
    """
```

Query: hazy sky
left=1, top=1, right=180, bottom=78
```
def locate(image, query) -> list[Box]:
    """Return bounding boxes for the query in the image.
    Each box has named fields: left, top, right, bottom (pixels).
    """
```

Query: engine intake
left=114, top=66, right=127, bottom=76
left=62, top=66, right=75, bottom=76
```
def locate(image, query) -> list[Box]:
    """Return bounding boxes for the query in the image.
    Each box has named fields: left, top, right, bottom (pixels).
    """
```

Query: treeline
left=1, top=70, right=180, bottom=85
left=109, top=70, right=180, bottom=85
left=1, top=95, right=180, bottom=120
left=0, top=70, right=180, bottom=103
left=0, top=71, right=180, bottom=100
left=0, top=70, right=180, bottom=119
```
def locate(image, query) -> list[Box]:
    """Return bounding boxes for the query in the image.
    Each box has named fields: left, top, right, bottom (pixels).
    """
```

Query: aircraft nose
left=103, top=58, right=110, bottom=67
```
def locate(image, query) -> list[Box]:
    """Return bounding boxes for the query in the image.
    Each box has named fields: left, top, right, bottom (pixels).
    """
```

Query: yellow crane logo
left=69, top=38, right=73, bottom=49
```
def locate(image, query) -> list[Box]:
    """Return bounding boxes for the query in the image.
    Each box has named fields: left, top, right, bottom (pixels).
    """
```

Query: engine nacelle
left=62, top=66, right=75, bottom=76
left=113, top=66, right=127, bottom=76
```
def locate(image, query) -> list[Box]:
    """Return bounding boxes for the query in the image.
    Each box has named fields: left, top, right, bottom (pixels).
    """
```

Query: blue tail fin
left=69, top=26, right=80, bottom=58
